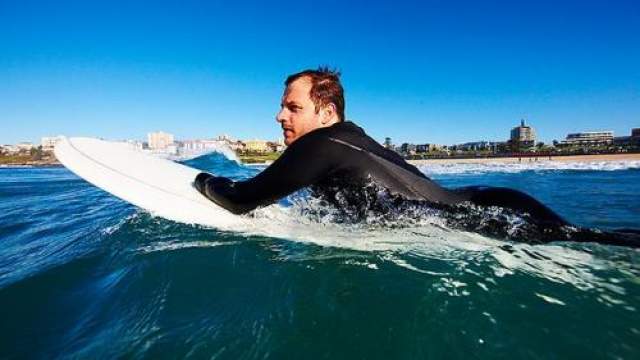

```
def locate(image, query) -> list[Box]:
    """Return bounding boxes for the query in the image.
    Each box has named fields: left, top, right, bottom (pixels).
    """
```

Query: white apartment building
left=41, top=136, right=64, bottom=151
left=181, top=139, right=226, bottom=152
left=147, top=131, right=174, bottom=150
left=561, top=131, right=613, bottom=146
left=16, top=142, right=35, bottom=151
left=243, top=139, right=270, bottom=153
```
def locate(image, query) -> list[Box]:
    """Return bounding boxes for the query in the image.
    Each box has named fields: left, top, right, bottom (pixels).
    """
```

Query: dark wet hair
left=285, top=67, right=345, bottom=122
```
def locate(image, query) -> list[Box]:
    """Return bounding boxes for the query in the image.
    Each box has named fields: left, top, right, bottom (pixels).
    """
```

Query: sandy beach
left=408, top=153, right=640, bottom=165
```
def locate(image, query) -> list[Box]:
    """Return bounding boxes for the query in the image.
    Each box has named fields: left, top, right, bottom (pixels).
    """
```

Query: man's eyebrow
left=282, top=100, right=302, bottom=107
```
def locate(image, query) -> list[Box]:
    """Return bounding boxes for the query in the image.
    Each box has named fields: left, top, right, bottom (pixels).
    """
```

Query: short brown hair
left=285, top=67, right=345, bottom=122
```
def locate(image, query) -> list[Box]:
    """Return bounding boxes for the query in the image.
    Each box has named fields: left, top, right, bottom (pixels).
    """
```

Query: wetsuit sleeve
left=194, top=133, right=341, bottom=214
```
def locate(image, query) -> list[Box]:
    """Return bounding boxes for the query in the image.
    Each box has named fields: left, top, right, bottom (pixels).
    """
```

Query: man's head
left=276, top=67, right=345, bottom=145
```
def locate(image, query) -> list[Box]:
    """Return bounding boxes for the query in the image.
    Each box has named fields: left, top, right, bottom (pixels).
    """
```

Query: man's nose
left=276, top=108, right=286, bottom=123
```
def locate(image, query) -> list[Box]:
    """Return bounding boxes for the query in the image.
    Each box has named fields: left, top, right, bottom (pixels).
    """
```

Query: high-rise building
left=147, top=131, right=174, bottom=150
left=510, top=119, right=536, bottom=150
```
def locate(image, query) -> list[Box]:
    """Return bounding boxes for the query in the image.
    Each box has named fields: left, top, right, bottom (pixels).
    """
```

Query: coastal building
left=1, top=145, right=19, bottom=154
left=267, top=139, right=286, bottom=152
left=613, top=136, right=633, bottom=147
left=560, top=131, right=613, bottom=147
left=460, top=141, right=488, bottom=152
left=415, top=143, right=441, bottom=153
left=227, top=141, right=245, bottom=151
left=383, top=137, right=394, bottom=150
left=243, top=139, right=270, bottom=153
left=510, top=120, right=536, bottom=151
left=613, top=128, right=640, bottom=148
left=213, top=134, right=249, bottom=151
left=41, top=136, right=64, bottom=151
left=16, top=142, right=35, bottom=151
left=216, top=134, right=235, bottom=142
left=445, top=141, right=509, bottom=154
left=147, top=131, right=174, bottom=150
left=181, top=139, right=226, bottom=152
left=400, top=143, right=417, bottom=155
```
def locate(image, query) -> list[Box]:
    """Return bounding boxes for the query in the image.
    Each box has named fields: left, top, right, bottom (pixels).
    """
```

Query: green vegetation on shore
left=238, top=152, right=283, bottom=164
left=0, top=148, right=59, bottom=166
left=0, top=154, right=35, bottom=165
left=236, top=146, right=640, bottom=164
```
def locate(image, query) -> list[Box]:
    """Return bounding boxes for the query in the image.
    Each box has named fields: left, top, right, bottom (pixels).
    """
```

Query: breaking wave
left=418, top=160, right=640, bottom=175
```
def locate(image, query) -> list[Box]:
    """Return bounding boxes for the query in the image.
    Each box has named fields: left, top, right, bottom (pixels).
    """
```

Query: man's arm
left=194, top=133, right=340, bottom=214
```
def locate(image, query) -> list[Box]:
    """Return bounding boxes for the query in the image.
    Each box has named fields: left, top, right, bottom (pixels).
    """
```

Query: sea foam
left=418, top=160, right=640, bottom=175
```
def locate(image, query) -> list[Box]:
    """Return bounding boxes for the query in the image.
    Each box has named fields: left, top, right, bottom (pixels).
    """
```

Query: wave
left=181, top=150, right=256, bottom=181
left=418, top=160, right=640, bottom=175
left=174, top=145, right=240, bottom=163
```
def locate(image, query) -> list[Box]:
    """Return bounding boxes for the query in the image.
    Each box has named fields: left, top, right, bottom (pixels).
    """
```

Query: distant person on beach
left=195, top=67, right=639, bottom=247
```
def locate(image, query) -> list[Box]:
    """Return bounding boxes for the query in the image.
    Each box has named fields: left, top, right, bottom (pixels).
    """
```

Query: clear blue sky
left=1, top=0, right=639, bottom=146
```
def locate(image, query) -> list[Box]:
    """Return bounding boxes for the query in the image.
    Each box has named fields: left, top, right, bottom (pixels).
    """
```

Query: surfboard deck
left=54, top=137, right=249, bottom=229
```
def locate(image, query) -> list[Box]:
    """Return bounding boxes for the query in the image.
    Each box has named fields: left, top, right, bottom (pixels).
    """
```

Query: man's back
left=297, top=121, right=466, bottom=206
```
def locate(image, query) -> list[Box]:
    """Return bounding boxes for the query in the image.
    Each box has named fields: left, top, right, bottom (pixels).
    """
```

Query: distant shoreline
left=3, top=153, right=639, bottom=168
left=0, top=151, right=60, bottom=167
left=236, top=153, right=640, bottom=165
left=0, top=163, right=62, bottom=169
left=407, top=153, right=640, bottom=165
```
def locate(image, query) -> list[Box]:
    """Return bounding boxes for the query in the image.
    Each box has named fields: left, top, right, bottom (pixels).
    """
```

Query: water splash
left=176, top=143, right=240, bottom=163
left=419, top=160, right=640, bottom=175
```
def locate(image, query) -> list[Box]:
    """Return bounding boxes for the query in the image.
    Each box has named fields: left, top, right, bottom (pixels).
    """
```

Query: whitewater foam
left=172, top=144, right=240, bottom=163
left=418, top=160, right=640, bottom=175
left=136, top=240, right=241, bottom=254
left=196, top=200, right=632, bottom=302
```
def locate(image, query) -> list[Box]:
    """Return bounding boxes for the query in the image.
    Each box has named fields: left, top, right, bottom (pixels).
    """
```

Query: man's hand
left=194, top=172, right=253, bottom=214
left=194, top=172, right=233, bottom=198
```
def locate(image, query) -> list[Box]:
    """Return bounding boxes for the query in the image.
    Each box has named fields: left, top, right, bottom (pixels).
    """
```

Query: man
left=195, top=68, right=638, bottom=247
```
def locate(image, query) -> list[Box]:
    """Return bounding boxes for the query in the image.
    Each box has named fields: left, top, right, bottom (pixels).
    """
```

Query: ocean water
left=1, top=154, right=639, bottom=359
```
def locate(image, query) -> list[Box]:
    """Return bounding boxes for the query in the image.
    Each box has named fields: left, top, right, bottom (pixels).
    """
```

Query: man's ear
left=320, top=103, right=338, bottom=125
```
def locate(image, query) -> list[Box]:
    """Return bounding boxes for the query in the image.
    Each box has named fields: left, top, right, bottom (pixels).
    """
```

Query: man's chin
left=283, top=134, right=295, bottom=146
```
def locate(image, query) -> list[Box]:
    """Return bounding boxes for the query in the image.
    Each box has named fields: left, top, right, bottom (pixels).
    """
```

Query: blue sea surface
left=1, top=155, right=639, bottom=359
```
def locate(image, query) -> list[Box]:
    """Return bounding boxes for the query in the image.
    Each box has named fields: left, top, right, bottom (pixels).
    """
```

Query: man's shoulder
left=293, top=121, right=362, bottom=144
left=308, top=121, right=366, bottom=141
left=327, top=121, right=365, bottom=135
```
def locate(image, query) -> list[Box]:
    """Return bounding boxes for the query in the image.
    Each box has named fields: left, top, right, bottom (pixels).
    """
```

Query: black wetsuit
left=195, top=121, right=639, bottom=247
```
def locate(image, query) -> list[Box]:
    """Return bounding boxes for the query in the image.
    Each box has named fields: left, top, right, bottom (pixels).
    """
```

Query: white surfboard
left=54, top=137, right=250, bottom=229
